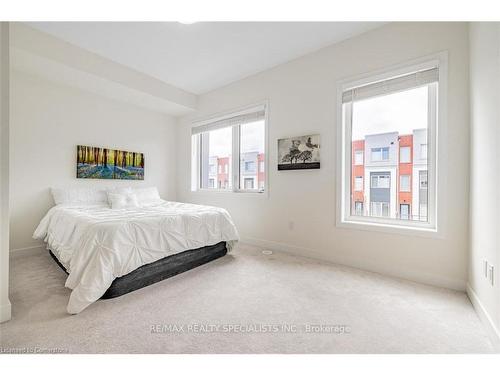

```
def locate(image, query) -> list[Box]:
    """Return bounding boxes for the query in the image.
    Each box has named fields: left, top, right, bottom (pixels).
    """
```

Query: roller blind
left=191, top=106, right=265, bottom=135
left=342, top=67, right=438, bottom=103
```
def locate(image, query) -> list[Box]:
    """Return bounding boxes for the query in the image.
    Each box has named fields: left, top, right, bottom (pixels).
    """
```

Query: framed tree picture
left=277, top=134, right=320, bottom=170
left=76, top=145, right=144, bottom=180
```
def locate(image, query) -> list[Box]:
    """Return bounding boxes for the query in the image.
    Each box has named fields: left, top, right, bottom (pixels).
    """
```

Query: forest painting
left=76, top=145, right=144, bottom=180
left=277, top=134, right=320, bottom=170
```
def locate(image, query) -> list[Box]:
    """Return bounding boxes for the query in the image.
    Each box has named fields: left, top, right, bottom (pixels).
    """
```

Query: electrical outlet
left=488, top=264, right=495, bottom=286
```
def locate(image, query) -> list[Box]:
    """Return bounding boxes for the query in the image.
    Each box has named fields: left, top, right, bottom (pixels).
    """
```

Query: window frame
left=354, top=201, right=364, bottom=216
left=371, top=174, right=390, bottom=189
left=354, top=176, right=363, bottom=191
left=400, top=174, right=411, bottom=192
left=371, top=147, right=389, bottom=162
left=420, top=143, right=428, bottom=159
left=354, top=150, right=364, bottom=165
left=190, top=102, right=269, bottom=196
left=400, top=204, right=411, bottom=220
left=400, top=146, right=411, bottom=163
left=336, top=53, right=447, bottom=238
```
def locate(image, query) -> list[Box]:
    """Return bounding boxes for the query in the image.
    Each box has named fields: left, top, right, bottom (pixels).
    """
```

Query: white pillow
left=133, top=187, right=161, bottom=205
left=107, top=192, right=140, bottom=209
left=106, top=187, right=133, bottom=205
left=51, top=187, right=108, bottom=205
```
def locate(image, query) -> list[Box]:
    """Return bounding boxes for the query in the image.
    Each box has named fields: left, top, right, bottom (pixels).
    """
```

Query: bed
left=33, top=188, right=239, bottom=314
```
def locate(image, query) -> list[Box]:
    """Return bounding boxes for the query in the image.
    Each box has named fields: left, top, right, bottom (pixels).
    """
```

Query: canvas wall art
left=76, top=145, right=144, bottom=180
left=277, top=134, right=320, bottom=170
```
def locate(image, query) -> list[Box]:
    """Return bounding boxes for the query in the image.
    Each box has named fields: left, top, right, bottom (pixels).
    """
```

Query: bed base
left=49, top=241, right=227, bottom=299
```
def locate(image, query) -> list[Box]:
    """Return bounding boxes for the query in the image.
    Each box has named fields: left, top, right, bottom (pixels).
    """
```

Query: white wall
left=176, top=22, right=470, bottom=290
left=468, top=22, right=500, bottom=345
left=10, top=70, right=178, bottom=251
left=0, top=22, right=11, bottom=322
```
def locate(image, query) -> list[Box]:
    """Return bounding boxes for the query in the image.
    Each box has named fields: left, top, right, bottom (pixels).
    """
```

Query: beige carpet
left=0, top=244, right=495, bottom=354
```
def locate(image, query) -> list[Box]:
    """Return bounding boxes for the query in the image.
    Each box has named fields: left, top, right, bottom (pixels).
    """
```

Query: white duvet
left=33, top=200, right=239, bottom=314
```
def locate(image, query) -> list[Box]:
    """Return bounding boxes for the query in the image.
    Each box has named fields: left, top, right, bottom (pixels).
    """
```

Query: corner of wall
left=467, top=22, right=500, bottom=351
left=466, top=283, right=500, bottom=350
left=0, top=22, right=11, bottom=323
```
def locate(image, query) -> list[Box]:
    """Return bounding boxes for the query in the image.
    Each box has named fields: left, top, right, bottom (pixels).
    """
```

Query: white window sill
left=337, top=217, right=442, bottom=239
left=191, top=189, right=269, bottom=198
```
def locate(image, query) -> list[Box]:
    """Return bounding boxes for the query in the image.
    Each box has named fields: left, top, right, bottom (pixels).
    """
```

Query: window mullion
left=232, top=124, right=240, bottom=192
left=344, top=101, right=353, bottom=217
left=198, top=135, right=202, bottom=190
left=427, top=82, right=437, bottom=227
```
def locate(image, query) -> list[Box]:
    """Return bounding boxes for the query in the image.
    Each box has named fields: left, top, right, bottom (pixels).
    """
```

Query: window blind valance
left=191, top=107, right=266, bottom=135
left=342, top=67, right=438, bottom=103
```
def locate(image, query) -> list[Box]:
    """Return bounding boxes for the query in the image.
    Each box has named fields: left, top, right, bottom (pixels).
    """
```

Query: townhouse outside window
left=191, top=104, right=267, bottom=193
left=338, top=58, right=441, bottom=232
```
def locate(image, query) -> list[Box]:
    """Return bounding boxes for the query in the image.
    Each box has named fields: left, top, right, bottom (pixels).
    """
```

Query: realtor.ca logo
left=150, top=323, right=351, bottom=335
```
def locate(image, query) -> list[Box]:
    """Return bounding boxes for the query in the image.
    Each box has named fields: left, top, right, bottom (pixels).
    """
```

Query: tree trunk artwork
left=76, top=145, right=144, bottom=180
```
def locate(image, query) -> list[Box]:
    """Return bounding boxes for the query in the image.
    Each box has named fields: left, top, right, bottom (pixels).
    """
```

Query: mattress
left=33, top=200, right=239, bottom=313
left=49, top=241, right=228, bottom=299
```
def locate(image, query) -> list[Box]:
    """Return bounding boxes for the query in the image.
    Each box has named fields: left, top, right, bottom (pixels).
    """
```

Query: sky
left=208, top=120, right=265, bottom=157
left=204, top=86, right=428, bottom=157
left=351, top=86, right=428, bottom=140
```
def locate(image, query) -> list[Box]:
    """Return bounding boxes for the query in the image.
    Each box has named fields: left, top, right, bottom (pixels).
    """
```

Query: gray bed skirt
left=49, top=241, right=228, bottom=299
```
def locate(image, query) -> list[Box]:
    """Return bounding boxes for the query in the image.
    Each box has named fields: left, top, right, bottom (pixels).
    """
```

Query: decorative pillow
left=107, top=192, right=140, bottom=209
left=133, top=187, right=161, bottom=205
left=106, top=187, right=133, bottom=204
left=51, top=187, right=108, bottom=205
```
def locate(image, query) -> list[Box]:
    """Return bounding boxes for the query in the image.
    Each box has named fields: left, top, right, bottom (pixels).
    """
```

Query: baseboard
left=466, top=283, right=500, bottom=350
left=239, top=236, right=466, bottom=291
left=0, top=299, right=11, bottom=323
left=10, top=244, right=44, bottom=257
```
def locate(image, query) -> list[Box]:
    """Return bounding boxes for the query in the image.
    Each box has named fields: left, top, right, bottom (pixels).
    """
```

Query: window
left=400, top=146, right=411, bottom=163
left=354, top=202, right=364, bottom=216
left=371, top=174, right=390, bottom=188
left=400, top=175, right=411, bottom=192
left=400, top=204, right=410, bottom=220
left=354, top=176, right=363, bottom=191
left=191, top=105, right=267, bottom=193
left=244, top=161, right=255, bottom=172
left=339, top=59, right=441, bottom=233
left=419, top=171, right=428, bottom=189
left=354, top=150, right=364, bottom=165
left=371, top=202, right=389, bottom=217
left=244, top=178, right=254, bottom=189
left=239, top=119, right=265, bottom=191
left=196, top=127, right=232, bottom=190
left=419, top=203, right=428, bottom=221
left=420, top=144, right=428, bottom=159
left=209, top=163, right=217, bottom=175
left=371, top=147, right=389, bottom=162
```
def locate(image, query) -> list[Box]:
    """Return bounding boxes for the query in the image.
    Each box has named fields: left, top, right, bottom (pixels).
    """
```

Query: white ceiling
left=27, top=22, right=384, bottom=95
